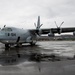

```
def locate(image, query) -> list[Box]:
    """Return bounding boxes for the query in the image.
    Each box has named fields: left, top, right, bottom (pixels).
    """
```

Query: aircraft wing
left=29, top=16, right=75, bottom=34
left=29, top=27, right=75, bottom=34
left=41, top=27, right=75, bottom=34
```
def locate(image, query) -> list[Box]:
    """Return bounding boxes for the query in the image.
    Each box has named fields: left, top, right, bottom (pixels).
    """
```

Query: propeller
left=54, top=21, right=64, bottom=34
left=34, top=23, right=36, bottom=28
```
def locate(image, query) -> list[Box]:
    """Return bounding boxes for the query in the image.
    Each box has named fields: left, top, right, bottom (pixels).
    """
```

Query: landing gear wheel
left=30, top=42, right=35, bottom=45
left=30, top=40, right=37, bottom=46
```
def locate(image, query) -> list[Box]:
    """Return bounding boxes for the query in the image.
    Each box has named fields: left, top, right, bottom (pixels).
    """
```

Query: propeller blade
left=34, top=23, right=36, bottom=28
left=39, top=24, right=43, bottom=28
left=59, top=21, right=64, bottom=27
left=54, top=21, right=58, bottom=28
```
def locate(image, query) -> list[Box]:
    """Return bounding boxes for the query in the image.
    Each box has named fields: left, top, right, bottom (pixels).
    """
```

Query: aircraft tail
left=34, top=16, right=43, bottom=30
left=34, top=16, right=43, bottom=35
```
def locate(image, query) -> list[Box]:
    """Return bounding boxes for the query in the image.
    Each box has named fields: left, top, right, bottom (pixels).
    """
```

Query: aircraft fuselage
left=0, top=27, right=37, bottom=46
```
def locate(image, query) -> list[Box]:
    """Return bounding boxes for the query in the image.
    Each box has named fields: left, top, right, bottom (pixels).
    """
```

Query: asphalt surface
left=0, top=41, right=75, bottom=75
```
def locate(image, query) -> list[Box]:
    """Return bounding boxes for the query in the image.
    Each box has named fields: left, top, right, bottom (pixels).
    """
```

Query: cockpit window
left=1, top=28, right=12, bottom=31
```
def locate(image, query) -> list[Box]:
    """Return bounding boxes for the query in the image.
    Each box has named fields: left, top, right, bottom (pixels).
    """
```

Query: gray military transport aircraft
left=0, top=16, right=75, bottom=48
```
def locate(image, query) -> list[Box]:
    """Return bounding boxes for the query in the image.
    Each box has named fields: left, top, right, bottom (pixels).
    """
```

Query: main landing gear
left=30, top=40, right=37, bottom=46
left=5, top=43, right=22, bottom=48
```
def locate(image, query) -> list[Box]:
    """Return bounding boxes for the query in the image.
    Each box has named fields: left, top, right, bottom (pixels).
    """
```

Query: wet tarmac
left=0, top=41, right=75, bottom=75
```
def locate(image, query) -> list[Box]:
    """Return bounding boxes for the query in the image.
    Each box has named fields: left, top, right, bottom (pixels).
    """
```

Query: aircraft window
left=1, top=28, right=12, bottom=31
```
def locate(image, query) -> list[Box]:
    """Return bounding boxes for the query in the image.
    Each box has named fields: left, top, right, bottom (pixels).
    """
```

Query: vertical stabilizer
left=34, top=16, right=43, bottom=30
left=37, top=16, right=40, bottom=29
left=34, top=16, right=43, bottom=35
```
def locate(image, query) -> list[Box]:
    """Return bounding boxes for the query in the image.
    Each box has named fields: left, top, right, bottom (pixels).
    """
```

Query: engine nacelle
left=73, top=31, right=75, bottom=36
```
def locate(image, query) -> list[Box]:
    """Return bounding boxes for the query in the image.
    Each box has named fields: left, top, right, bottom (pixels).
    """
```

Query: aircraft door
left=16, top=36, right=20, bottom=43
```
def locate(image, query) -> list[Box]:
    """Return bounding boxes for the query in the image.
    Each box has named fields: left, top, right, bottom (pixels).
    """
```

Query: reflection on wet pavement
left=0, top=45, right=41, bottom=66
left=0, top=41, right=75, bottom=75
left=0, top=41, right=75, bottom=66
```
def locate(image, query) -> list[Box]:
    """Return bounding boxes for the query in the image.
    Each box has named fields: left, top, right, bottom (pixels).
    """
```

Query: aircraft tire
left=30, top=40, right=37, bottom=46
left=30, top=42, right=35, bottom=45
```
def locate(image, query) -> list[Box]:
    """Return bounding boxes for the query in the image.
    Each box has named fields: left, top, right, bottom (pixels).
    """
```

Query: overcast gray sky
left=0, top=0, right=75, bottom=29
